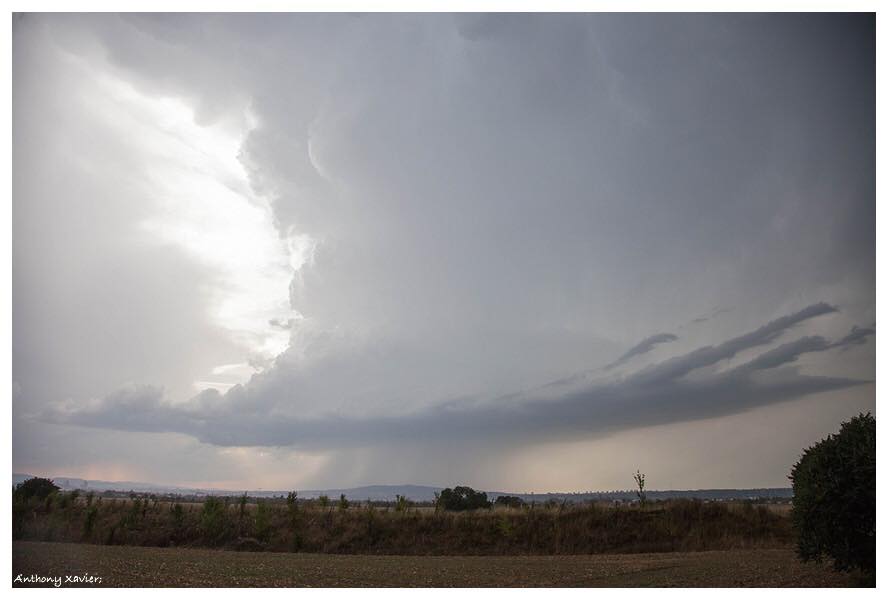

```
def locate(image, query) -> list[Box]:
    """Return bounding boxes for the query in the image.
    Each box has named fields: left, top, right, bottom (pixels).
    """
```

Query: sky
left=12, top=13, right=875, bottom=492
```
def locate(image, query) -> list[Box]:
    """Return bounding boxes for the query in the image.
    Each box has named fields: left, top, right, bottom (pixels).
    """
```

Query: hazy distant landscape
left=12, top=473, right=793, bottom=503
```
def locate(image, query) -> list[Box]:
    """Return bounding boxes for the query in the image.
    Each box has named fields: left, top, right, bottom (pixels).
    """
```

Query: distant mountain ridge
left=12, top=473, right=792, bottom=502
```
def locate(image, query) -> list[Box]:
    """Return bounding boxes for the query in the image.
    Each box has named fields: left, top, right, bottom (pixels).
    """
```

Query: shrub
left=200, top=496, right=229, bottom=542
left=83, top=505, right=99, bottom=539
left=338, top=494, right=350, bottom=511
left=171, top=503, right=185, bottom=532
left=495, top=495, right=525, bottom=508
left=285, top=492, right=302, bottom=551
left=438, top=486, right=491, bottom=511
left=254, top=501, right=271, bottom=542
left=15, top=477, right=60, bottom=501
left=238, top=493, right=248, bottom=522
left=790, top=412, right=875, bottom=574
left=12, top=495, right=28, bottom=539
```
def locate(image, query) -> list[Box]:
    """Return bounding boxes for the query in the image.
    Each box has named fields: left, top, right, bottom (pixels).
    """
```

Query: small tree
left=171, top=502, right=185, bottom=534
left=238, top=493, right=248, bottom=522
left=494, top=495, right=525, bottom=509
left=83, top=505, right=99, bottom=539
left=285, top=491, right=302, bottom=552
left=14, top=477, right=60, bottom=501
left=254, top=501, right=271, bottom=542
left=790, top=413, right=875, bottom=574
left=338, top=493, right=349, bottom=511
left=318, top=494, right=330, bottom=509
left=438, top=486, right=491, bottom=511
left=200, top=496, right=228, bottom=543
left=633, top=470, right=646, bottom=506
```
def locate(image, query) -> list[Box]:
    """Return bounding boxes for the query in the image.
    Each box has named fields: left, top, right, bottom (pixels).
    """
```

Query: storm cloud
left=606, top=333, right=678, bottom=370
left=13, top=13, right=875, bottom=490
left=40, top=303, right=874, bottom=449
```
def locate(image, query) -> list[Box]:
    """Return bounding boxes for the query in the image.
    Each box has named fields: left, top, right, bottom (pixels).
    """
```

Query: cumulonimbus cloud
left=38, top=302, right=873, bottom=448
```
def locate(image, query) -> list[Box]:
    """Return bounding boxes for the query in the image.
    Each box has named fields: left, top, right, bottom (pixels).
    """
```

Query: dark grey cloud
left=39, top=303, right=871, bottom=449
left=833, top=325, right=876, bottom=350
left=686, top=306, right=734, bottom=327
left=606, top=333, right=678, bottom=370
left=629, top=302, right=837, bottom=387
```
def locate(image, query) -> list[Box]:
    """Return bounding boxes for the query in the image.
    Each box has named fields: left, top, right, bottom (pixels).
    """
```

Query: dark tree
left=790, top=412, right=875, bottom=574
left=14, top=477, right=60, bottom=501
left=494, top=495, right=525, bottom=508
left=437, top=486, right=492, bottom=511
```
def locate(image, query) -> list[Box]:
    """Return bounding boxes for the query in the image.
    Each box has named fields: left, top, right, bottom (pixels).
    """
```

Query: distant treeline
left=515, top=488, right=794, bottom=503
left=12, top=474, right=793, bottom=503
left=13, top=489, right=793, bottom=555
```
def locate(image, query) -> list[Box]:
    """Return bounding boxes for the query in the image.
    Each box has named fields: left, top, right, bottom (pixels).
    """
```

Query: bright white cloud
left=81, top=55, right=304, bottom=388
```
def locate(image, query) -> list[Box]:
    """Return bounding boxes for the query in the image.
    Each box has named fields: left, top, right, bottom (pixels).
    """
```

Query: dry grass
left=15, top=494, right=793, bottom=556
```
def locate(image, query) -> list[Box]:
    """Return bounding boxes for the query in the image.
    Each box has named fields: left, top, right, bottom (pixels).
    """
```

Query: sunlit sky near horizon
left=12, top=13, right=874, bottom=492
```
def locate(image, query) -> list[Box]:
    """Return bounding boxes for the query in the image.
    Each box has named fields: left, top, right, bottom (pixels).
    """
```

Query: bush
left=238, top=493, right=248, bottom=522
left=790, top=412, right=875, bottom=574
left=438, top=486, right=491, bottom=511
left=14, top=477, right=60, bottom=501
left=83, top=505, right=99, bottom=539
left=495, top=495, right=525, bottom=508
left=254, top=501, right=271, bottom=542
left=200, top=496, right=229, bottom=542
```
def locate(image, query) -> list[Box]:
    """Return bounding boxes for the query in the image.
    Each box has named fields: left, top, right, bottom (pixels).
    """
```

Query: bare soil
left=12, top=541, right=862, bottom=587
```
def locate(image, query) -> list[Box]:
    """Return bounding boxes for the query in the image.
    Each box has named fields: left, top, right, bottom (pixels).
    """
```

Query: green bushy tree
left=14, top=477, right=59, bottom=501
left=437, top=486, right=491, bottom=511
left=494, top=495, right=525, bottom=508
left=790, top=412, right=875, bottom=574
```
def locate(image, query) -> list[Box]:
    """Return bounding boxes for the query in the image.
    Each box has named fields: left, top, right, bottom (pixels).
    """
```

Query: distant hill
left=12, top=473, right=443, bottom=500
left=12, top=473, right=791, bottom=502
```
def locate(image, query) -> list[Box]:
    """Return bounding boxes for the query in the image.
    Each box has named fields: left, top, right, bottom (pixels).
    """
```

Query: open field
left=12, top=541, right=859, bottom=587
